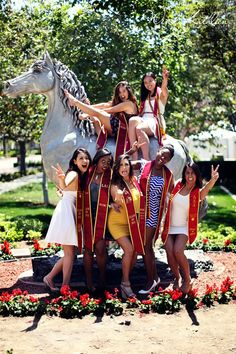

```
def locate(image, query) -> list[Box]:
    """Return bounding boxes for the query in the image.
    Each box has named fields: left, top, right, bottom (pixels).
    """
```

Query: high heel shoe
left=173, top=278, right=181, bottom=290
left=120, top=282, right=135, bottom=299
left=43, top=276, right=59, bottom=292
left=180, top=279, right=193, bottom=294
left=138, top=277, right=160, bottom=295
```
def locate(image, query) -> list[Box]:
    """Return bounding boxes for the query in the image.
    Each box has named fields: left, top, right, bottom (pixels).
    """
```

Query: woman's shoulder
left=66, top=170, right=78, bottom=178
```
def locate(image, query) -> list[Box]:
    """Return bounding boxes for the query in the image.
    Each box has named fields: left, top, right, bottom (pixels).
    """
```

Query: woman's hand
left=211, top=164, right=219, bottom=182
left=200, top=164, right=219, bottom=200
left=132, top=136, right=146, bottom=151
left=51, top=164, right=65, bottom=180
left=162, top=65, right=169, bottom=80
left=64, top=89, right=78, bottom=107
left=114, top=189, right=124, bottom=204
left=110, top=202, right=122, bottom=213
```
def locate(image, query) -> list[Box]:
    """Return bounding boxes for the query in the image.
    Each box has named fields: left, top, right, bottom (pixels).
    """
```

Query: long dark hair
left=140, top=72, right=159, bottom=102
left=112, top=81, right=138, bottom=107
left=67, top=148, right=92, bottom=190
left=92, top=148, right=113, bottom=167
left=182, top=162, right=203, bottom=188
left=111, top=154, right=134, bottom=190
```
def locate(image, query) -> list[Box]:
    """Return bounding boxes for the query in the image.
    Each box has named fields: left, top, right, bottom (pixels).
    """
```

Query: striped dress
left=146, top=175, right=164, bottom=227
left=139, top=160, right=164, bottom=228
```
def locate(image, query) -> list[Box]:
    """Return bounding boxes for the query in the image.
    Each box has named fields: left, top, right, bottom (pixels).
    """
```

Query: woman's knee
left=123, top=244, right=134, bottom=258
left=63, top=245, right=75, bottom=257
left=129, top=116, right=140, bottom=126
left=173, top=247, right=184, bottom=259
left=135, top=124, right=145, bottom=136
left=144, top=242, right=154, bottom=255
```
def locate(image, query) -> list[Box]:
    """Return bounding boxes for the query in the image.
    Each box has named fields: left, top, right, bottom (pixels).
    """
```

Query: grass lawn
left=201, top=186, right=236, bottom=229
left=0, top=184, right=235, bottom=230
left=0, top=183, right=59, bottom=225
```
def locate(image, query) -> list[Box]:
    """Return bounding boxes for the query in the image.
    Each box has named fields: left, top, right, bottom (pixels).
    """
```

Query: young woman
left=64, top=82, right=138, bottom=156
left=129, top=67, right=169, bottom=160
left=107, top=154, right=145, bottom=299
left=131, top=144, right=175, bottom=294
left=43, top=148, right=91, bottom=291
left=83, top=148, right=113, bottom=292
left=162, top=162, right=219, bottom=294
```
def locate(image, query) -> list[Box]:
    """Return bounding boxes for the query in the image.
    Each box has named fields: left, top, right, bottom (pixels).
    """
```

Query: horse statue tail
left=177, top=139, right=192, bottom=165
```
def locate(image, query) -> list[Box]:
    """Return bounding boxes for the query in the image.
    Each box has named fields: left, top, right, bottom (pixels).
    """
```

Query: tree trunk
left=42, top=166, right=49, bottom=206
left=19, top=141, right=26, bottom=176
left=2, top=135, right=7, bottom=156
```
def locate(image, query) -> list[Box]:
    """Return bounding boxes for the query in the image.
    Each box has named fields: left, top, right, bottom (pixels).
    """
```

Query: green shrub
left=192, top=224, right=236, bottom=251
left=14, top=217, right=45, bottom=236
left=26, top=230, right=42, bottom=243
left=0, top=220, right=24, bottom=242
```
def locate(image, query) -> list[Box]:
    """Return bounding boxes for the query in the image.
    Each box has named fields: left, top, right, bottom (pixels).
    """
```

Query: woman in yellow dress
left=108, top=154, right=145, bottom=299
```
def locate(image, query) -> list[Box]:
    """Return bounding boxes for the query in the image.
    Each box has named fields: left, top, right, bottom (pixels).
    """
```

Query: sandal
left=120, top=281, right=135, bottom=299
left=173, top=278, right=181, bottom=290
left=180, top=279, right=193, bottom=294
left=43, top=276, right=59, bottom=292
left=138, top=277, right=160, bottom=295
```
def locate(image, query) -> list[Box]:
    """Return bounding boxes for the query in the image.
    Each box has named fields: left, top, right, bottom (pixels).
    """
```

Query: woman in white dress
left=129, top=67, right=169, bottom=160
left=43, top=148, right=91, bottom=291
left=162, top=162, right=219, bottom=294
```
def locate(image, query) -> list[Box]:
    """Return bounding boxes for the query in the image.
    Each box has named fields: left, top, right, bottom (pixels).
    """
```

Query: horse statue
left=3, top=52, right=189, bottom=183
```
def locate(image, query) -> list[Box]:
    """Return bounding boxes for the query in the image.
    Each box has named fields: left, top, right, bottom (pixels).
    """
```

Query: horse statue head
left=3, top=52, right=188, bottom=182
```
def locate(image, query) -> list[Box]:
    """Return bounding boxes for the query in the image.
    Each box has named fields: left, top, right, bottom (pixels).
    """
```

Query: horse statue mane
left=3, top=52, right=188, bottom=183
left=31, top=57, right=94, bottom=136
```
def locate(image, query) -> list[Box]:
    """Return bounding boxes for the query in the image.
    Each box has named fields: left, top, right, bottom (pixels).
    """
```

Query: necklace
left=95, top=174, right=100, bottom=180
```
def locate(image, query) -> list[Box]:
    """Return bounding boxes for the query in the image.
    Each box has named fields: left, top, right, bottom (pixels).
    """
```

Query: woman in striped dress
left=132, top=144, right=174, bottom=293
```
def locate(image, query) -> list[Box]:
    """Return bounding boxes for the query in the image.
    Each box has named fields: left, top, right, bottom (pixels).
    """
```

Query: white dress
left=168, top=193, right=189, bottom=236
left=141, top=96, right=166, bottom=137
left=45, top=191, right=78, bottom=246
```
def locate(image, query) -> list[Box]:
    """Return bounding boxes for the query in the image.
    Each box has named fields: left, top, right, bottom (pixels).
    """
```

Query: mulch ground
left=0, top=252, right=236, bottom=295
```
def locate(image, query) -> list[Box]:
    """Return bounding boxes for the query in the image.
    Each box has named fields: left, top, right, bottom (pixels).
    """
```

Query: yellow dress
left=108, top=187, right=140, bottom=240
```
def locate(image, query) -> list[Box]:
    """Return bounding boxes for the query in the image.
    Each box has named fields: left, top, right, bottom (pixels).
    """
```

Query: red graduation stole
left=83, top=166, right=111, bottom=251
left=96, top=113, right=130, bottom=160
left=140, top=161, right=173, bottom=243
left=139, top=87, right=163, bottom=146
left=76, top=178, right=83, bottom=253
left=161, top=181, right=200, bottom=245
left=123, top=177, right=145, bottom=255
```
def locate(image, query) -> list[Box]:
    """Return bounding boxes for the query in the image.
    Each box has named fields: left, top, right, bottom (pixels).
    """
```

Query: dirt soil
left=0, top=252, right=236, bottom=354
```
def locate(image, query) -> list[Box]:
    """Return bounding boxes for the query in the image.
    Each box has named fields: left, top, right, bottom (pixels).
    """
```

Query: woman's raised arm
left=200, top=165, right=219, bottom=200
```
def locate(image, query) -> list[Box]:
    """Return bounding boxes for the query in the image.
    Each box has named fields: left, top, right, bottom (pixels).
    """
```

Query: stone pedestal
left=31, top=249, right=214, bottom=287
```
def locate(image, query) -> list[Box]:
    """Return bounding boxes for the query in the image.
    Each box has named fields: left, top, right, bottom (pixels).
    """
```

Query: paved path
left=0, top=154, right=42, bottom=174
left=0, top=173, right=43, bottom=194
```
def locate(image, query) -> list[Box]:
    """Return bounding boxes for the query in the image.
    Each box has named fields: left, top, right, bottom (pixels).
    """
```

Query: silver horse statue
left=3, top=52, right=189, bottom=183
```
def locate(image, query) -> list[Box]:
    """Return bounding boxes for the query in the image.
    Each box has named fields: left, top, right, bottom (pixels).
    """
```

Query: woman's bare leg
left=83, top=248, right=94, bottom=290
left=44, top=258, right=63, bottom=288
left=173, top=235, right=191, bottom=293
left=143, top=227, right=156, bottom=288
left=164, top=235, right=181, bottom=288
left=62, top=245, right=75, bottom=286
left=128, top=116, right=142, bottom=160
left=65, top=91, right=112, bottom=133
left=95, top=240, right=107, bottom=287
left=135, top=122, right=153, bottom=160
left=117, top=236, right=134, bottom=283
left=79, top=113, right=102, bottom=136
